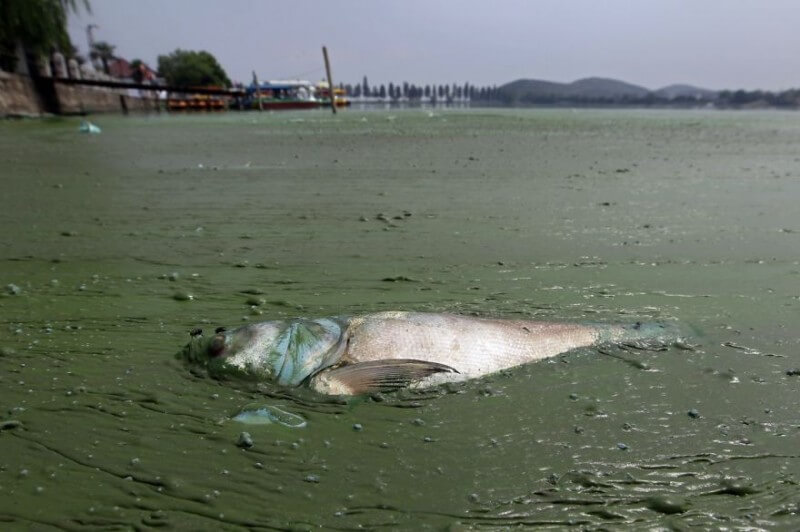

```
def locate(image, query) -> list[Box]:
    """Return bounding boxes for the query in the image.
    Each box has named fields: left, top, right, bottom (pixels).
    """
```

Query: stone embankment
left=1, top=69, right=157, bottom=117
left=0, top=71, right=41, bottom=116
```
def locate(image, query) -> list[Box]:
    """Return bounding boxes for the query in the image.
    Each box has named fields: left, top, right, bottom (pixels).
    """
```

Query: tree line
left=716, top=89, right=800, bottom=108
left=342, top=82, right=800, bottom=107
left=343, top=76, right=498, bottom=101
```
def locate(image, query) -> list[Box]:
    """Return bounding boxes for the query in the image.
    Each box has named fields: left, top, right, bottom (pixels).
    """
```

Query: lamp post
left=86, top=24, right=98, bottom=69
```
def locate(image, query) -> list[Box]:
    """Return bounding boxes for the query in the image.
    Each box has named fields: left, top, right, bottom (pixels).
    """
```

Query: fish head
left=176, top=318, right=345, bottom=385
left=177, top=321, right=287, bottom=380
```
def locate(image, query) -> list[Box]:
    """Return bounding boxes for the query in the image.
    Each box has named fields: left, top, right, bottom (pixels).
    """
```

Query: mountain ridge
left=497, top=77, right=716, bottom=102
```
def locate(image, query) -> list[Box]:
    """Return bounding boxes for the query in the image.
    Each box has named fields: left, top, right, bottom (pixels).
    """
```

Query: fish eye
left=209, top=334, right=226, bottom=358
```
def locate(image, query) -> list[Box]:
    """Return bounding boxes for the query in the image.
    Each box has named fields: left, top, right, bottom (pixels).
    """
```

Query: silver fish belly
left=310, top=312, right=599, bottom=393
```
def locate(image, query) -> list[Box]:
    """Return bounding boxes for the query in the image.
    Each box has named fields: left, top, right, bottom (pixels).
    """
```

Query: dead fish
left=177, top=311, right=679, bottom=395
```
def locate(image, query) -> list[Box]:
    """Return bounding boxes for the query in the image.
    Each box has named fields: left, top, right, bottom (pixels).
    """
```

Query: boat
left=315, top=81, right=350, bottom=107
left=167, top=87, right=228, bottom=111
left=243, top=80, right=321, bottom=110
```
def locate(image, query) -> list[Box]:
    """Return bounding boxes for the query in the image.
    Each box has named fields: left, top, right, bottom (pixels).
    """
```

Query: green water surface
left=1, top=109, right=799, bottom=529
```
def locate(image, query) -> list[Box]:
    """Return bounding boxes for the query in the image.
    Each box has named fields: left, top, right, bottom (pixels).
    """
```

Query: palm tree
left=90, top=40, right=115, bottom=75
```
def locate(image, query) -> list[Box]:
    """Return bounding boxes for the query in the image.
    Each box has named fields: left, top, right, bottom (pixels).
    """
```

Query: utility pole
left=252, top=70, right=263, bottom=111
left=86, top=24, right=98, bottom=50
left=322, top=46, right=336, bottom=114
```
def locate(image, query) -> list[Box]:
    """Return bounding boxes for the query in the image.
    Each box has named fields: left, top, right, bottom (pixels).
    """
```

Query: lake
left=1, top=108, right=798, bottom=529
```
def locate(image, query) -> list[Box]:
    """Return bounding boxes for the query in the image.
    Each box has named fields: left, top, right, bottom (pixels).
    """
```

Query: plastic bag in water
left=232, top=403, right=307, bottom=428
left=79, top=120, right=101, bottom=134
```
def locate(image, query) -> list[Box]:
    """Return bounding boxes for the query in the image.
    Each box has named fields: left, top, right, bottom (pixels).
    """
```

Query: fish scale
left=342, top=312, right=600, bottom=380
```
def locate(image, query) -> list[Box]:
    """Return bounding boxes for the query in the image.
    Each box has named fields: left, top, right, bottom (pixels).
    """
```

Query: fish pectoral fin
left=309, top=359, right=459, bottom=395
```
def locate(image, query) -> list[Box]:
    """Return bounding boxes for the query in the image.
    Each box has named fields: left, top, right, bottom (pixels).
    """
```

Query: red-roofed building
left=108, top=58, right=133, bottom=79
left=108, top=58, right=157, bottom=82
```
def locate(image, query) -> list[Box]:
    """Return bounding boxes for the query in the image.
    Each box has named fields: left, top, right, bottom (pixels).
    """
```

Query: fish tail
left=593, top=321, right=685, bottom=346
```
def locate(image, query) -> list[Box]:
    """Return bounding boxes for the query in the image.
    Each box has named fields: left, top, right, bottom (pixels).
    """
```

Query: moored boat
left=167, top=87, right=228, bottom=111
left=243, top=80, right=321, bottom=110
left=315, top=81, right=350, bottom=107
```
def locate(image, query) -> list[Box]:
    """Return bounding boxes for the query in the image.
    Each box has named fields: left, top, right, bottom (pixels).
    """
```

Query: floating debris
left=78, top=120, right=101, bottom=134
left=241, top=288, right=266, bottom=295
left=232, top=404, right=306, bottom=428
left=0, top=420, right=22, bottom=431
left=716, top=479, right=760, bottom=496
left=236, top=432, right=254, bottom=449
left=172, top=291, right=194, bottom=301
left=5, top=283, right=21, bottom=295
left=381, top=276, right=419, bottom=283
left=646, top=496, right=688, bottom=514
left=722, top=341, right=761, bottom=355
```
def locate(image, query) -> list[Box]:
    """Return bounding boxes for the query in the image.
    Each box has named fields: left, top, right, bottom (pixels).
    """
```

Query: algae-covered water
left=1, top=109, right=799, bottom=529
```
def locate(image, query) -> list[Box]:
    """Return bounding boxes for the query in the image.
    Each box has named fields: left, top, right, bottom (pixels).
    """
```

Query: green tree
left=157, top=49, right=231, bottom=87
left=90, top=40, right=115, bottom=74
left=130, top=58, right=144, bottom=83
left=0, top=0, right=90, bottom=72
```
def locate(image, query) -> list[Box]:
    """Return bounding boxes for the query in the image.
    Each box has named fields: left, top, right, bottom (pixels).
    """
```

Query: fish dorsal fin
left=309, top=359, right=459, bottom=395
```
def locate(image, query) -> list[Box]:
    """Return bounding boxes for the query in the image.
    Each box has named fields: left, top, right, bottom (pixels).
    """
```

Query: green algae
left=0, top=109, right=799, bottom=529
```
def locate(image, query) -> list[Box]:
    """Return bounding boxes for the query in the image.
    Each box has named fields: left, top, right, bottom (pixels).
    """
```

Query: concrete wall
left=1, top=71, right=157, bottom=117
left=54, top=82, right=159, bottom=114
left=0, top=71, right=41, bottom=116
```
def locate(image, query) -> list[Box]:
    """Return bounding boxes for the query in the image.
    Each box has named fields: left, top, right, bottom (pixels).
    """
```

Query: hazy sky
left=68, top=0, right=800, bottom=91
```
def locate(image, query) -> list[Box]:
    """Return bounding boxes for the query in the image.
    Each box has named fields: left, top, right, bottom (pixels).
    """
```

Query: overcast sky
left=68, top=0, right=800, bottom=91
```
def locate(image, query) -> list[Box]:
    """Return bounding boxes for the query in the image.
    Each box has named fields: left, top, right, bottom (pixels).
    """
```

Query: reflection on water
left=0, top=109, right=798, bottom=528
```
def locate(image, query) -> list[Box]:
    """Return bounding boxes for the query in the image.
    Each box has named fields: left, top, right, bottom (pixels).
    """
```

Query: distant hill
left=654, top=84, right=718, bottom=100
left=564, top=77, right=650, bottom=99
left=494, top=77, right=717, bottom=104
left=499, top=78, right=566, bottom=97
left=497, top=77, right=650, bottom=103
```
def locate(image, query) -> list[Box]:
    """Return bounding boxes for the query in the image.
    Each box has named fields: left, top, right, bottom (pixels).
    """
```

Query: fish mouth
left=176, top=328, right=232, bottom=368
